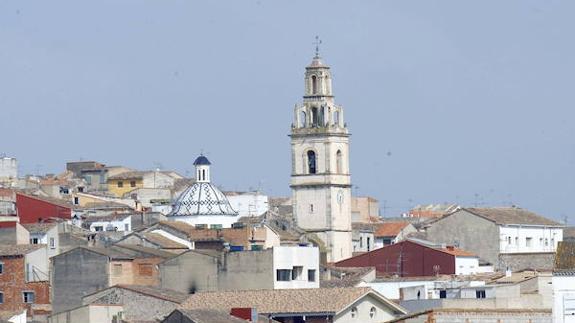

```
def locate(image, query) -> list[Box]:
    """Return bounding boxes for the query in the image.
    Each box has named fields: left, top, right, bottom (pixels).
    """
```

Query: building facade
left=290, top=51, right=352, bottom=263
left=425, top=207, right=563, bottom=270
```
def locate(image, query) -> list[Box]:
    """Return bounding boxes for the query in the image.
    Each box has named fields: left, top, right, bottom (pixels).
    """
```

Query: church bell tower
left=290, top=41, right=352, bottom=262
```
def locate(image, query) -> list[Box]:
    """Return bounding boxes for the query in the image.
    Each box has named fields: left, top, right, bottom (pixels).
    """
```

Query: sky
left=0, top=1, right=573, bottom=221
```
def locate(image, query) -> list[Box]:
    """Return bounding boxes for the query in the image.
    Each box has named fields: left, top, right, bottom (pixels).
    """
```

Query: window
left=276, top=269, right=291, bottom=282
left=202, top=169, right=206, bottom=181
left=78, top=186, right=85, bottom=193
left=439, top=290, right=447, bottom=299
left=336, top=150, right=343, bottom=174
left=309, top=204, right=314, bottom=213
left=476, top=290, right=486, bottom=299
left=507, top=236, right=511, bottom=245
left=545, top=238, right=549, bottom=246
left=30, top=238, right=39, bottom=244
left=350, top=307, right=357, bottom=318
left=94, top=226, right=103, bottom=232
left=526, top=237, right=532, bottom=247
left=333, top=110, right=340, bottom=126
left=292, top=266, right=303, bottom=280
left=23, top=291, right=35, bottom=304
left=514, top=237, right=518, bottom=245
left=299, top=111, right=307, bottom=127
left=359, top=237, right=363, bottom=248
left=311, top=107, right=319, bottom=127
left=210, top=224, right=223, bottom=229
left=117, top=181, right=123, bottom=188
left=73, top=197, right=79, bottom=205
left=308, top=269, right=316, bottom=282
left=311, top=75, right=317, bottom=94
left=367, top=237, right=371, bottom=252
left=49, top=237, right=55, bottom=249
left=0, top=292, right=3, bottom=304
left=307, top=151, right=317, bottom=174
left=138, top=264, right=153, bottom=276
left=130, top=181, right=136, bottom=187
left=112, top=264, right=123, bottom=276
left=369, top=307, right=377, bottom=318
left=124, top=224, right=130, bottom=231
left=0, top=262, right=3, bottom=274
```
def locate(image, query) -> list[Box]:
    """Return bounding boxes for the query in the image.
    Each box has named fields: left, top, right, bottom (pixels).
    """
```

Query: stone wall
left=499, top=252, right=555, bottom=271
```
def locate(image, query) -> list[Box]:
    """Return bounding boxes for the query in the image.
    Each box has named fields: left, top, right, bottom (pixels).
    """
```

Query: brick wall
left=0, top=256, right=50, bottom=313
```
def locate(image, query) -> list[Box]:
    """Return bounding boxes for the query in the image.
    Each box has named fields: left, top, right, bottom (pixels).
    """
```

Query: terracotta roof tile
left=374, top=222, right=410, bottom=238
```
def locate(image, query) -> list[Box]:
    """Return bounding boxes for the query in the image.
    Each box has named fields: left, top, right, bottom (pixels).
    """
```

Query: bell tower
left=290, top=41, right=352, bottom=262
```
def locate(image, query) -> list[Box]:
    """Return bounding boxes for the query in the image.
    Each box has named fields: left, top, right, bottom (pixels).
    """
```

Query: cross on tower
left=313, top=36, right=322, bottom=57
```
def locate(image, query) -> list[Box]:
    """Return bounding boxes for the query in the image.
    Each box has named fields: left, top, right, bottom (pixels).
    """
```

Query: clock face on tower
left=337, top=190, right=344, bottom=205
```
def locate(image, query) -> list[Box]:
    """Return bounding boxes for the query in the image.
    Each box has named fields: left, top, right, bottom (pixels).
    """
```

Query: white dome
left=169, top=182, right=237, bottom=217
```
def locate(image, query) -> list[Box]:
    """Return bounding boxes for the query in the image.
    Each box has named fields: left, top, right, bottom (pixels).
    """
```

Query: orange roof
left=438, top=246, right=476, bottom=257
left=374, top=222, right=410, bottom=238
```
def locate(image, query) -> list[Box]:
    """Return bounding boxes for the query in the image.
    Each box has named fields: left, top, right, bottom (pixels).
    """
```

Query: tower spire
left=313, top=36, right=322, bottom=58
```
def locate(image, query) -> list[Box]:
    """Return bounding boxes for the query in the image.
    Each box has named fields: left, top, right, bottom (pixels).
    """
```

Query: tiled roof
left=141, top=232, right=188, bottom=249
left=0, top=244, right=44, bottom=256
left=374, top=222, right=410, bottom=238
left=82, top=213, right=132, bottom=223
left=110, top=244, right=175, bottom=259
left=109, top=285, right=189, bottom=303
left=172, top=309, right=247, bottom=323
left=555, top=241, right=575, bottom=271
left=463, top=207, right=562, bottom=226
left=181, top=287, right=404, bottom=315
left=108, top=171, right=147, bottom=180
left=438, top=247, right=476, bottom=257
left=22, top=223, right=58, bottom=234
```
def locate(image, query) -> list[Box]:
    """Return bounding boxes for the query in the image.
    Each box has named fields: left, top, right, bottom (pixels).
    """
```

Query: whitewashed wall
left=272, top=246, right=319, bottom=289
left=499, top=225, right=563, bottom=253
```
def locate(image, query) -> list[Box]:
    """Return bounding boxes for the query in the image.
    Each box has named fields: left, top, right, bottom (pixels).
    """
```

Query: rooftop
left=171, top=309, right=247, bottom=323
left=181, top=287, right=402, bottom=315
left=89, top=284, right=189, bottom=304
left=0, top=244, right=44, bottom=256
left=462, top=207, right=562, bottom=226
left=22, top=222, right=58, bottom=234
left=374, top=222, right=411, bottom=238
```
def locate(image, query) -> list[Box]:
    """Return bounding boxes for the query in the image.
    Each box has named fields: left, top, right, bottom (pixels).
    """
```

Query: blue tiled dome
left=193, top=155, right=211, bottom=166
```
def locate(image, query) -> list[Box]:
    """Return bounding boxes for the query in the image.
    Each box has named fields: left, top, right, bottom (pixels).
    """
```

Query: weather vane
left=313, top=36, right=322, bottom=57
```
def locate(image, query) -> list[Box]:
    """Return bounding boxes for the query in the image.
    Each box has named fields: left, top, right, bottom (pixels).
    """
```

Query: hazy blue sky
left=1, top=1, right=573, bottom=220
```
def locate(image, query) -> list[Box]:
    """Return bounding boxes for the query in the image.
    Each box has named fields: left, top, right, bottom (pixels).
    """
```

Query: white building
left=225, top=191, right=269, bottom=217
left=273, top=245, right=320, bottom=289
left=23, top=223, right=60, bottom=264
left=85, top=214, right=132, bottom=232
left=167, top=155, right=240, bottom=228
left=0, top=157, right=17, bottom=187
left=290, top=51, right=352, bottom=263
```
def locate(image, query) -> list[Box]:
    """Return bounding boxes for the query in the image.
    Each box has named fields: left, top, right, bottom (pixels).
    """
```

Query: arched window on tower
left=311, top=107, right=319, bottom=127
left=307, top=151, right=317, bottom=174
left=299, top=111, right=307, bottom=128
left=311, top=75, right=318, bottom=94
left=319, top=106, right=325, bottom=127
left=202, top=169, right=206, bottom=181
left=336, top=150, right=343, bottom=174
left=333, top=110, right=340, bottom=126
